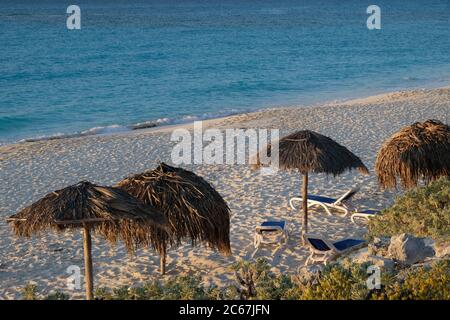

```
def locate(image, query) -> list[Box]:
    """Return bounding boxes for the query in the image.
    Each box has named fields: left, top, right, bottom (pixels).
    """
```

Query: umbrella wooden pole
left=83, top=224, right=94, bottom=300
left=160, top=247, right=166, bottom=275
left=301, top=172, right=308, bottom=245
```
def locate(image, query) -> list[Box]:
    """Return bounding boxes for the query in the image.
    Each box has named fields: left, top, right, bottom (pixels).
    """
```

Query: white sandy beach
left=0, top=87, right=449, bottom=299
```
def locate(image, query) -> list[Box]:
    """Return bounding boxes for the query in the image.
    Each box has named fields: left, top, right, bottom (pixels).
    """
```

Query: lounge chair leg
left=301, top=173, right=308, bottom=244
left=305, top=256, right=311, bottom=266
left=250, top=248, right=259, bottom=259
left=254, top=233, right=261, bottom=248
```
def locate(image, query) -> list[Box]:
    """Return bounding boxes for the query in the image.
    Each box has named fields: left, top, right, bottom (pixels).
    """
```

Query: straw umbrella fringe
left=8, top=181, right=168, bottom=300
left=375, top=119, right=450, bottom=189
left=116, top=162, right=231, bottom=275
left=252, top=130, right=368, bottom=241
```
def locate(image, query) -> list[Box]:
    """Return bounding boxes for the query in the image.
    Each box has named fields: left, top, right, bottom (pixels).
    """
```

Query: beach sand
left=0, top=87, right=449, bottom=299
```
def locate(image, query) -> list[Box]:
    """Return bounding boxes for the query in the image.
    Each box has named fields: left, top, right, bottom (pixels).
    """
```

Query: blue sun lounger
left=253, top=220, right=289, bottom=254
left=290, top=188, right=359, bottom=217
left=304, top=234, right=366, bottom=265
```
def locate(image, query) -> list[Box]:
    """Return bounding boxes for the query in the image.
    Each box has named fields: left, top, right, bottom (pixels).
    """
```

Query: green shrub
left=232, top=258, right=294, bottom=300
left=45, top=291, right=70, bottom=300
left=371, top=260, right=450, bottom=300
left=21, top=284, right=69, bottom=300
left=368, top=177, right=450, bottom=241
left=156, top=275, right=208, bottom=300
left=94, top=287, right=114, bottom=300
left=287, top=263, right=370, bottom=300
left=286, top=261, right=449, bottom=300
left=21, top=283, right=38, bottom=300
left=95, top=274, right=210, bottom=300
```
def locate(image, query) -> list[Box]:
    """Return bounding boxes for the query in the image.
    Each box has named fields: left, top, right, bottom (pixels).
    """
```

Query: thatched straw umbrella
left=116, top=162, right=231, bottom=275
left=8, top=181, right=168, bottom=300
left=253, top=130, right=368, bottom=241
left=375, top=119, right=450, bottom=189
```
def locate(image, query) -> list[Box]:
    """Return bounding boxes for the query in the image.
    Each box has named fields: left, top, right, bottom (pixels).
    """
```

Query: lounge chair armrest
left=289, top=197, right=302, bottom=210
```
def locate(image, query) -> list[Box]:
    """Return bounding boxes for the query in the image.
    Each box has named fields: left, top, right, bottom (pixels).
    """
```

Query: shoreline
left=0, top=82, right=450, bottom=151
left=2, top=84, right=450, bottom=152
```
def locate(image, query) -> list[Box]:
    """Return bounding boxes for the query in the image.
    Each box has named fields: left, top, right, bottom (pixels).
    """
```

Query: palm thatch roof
left=375, top=119, right=450, bottom=189
left=252, top=130, right=369, bottom=175
left=116, top=163, right=231, bottom=256
left=8, top=181, right=169, bottom=252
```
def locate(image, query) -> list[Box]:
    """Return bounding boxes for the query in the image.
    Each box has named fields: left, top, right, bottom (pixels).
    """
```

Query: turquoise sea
left=1, top=0, right=449, bottom=144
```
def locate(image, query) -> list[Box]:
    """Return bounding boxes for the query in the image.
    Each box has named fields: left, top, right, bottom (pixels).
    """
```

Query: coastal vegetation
left=22, top=258, right=449, bottom=300
left=367, top=177, right=450, bottom=242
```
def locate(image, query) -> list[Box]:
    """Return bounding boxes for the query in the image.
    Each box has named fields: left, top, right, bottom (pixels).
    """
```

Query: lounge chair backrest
left=256, top=226, right=283, bottom=234
left=261, top=221, right=285, bottom=229
left=256, top=221, right=285, bottom=234
left=332, top=239, right=365, bottom=251
left=306, top=236, right=332, bottom=252
left=336, top=188, right=359, bottom=204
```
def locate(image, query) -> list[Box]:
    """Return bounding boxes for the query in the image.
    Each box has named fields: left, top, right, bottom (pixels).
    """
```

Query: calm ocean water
left=1, top=0, right=449, bottom=144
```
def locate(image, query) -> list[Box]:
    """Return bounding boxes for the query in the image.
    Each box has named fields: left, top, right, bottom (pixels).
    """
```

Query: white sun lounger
left=304, top=234, right=366, bottom=266
left=289, top=188, right=359, bottom=217
left=350, top=209, right=381, bottom=225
